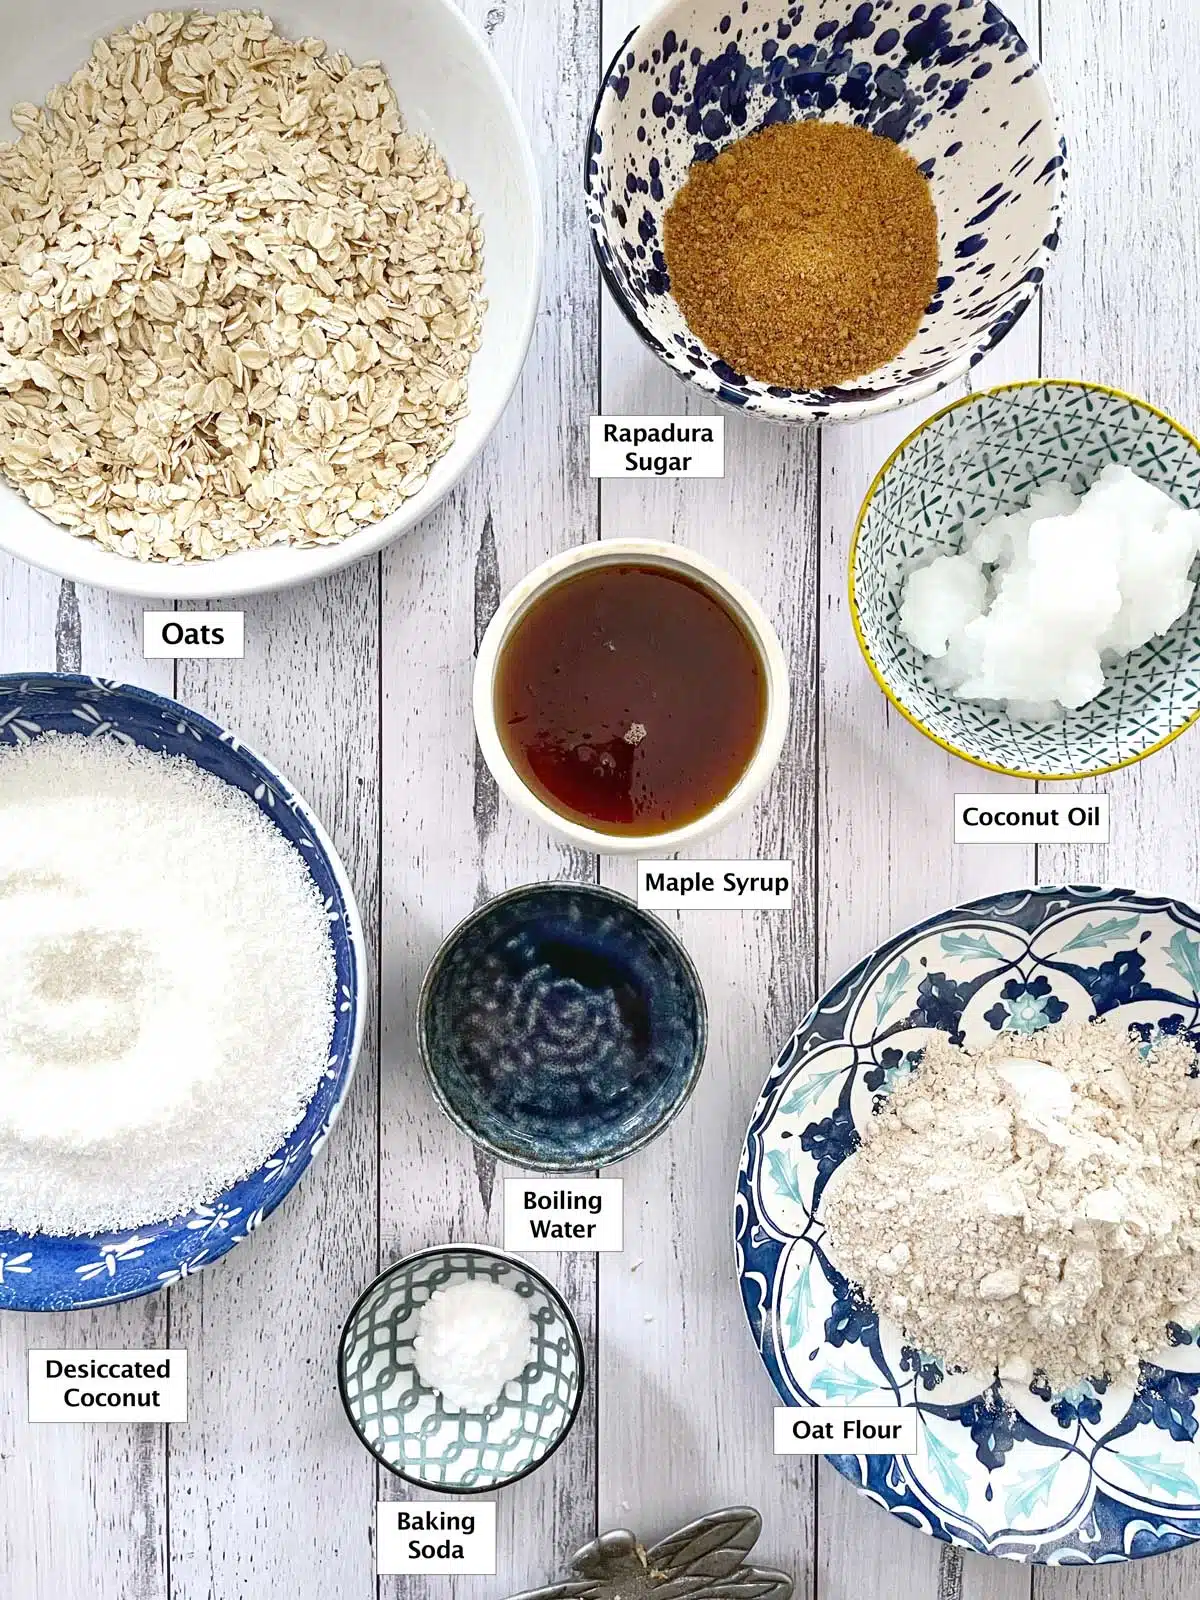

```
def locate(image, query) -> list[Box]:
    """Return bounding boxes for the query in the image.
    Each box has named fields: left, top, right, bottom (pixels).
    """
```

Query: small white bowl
left=0, top=0, right=541, bottom=599
left=473, top=540, right=790, bottom=856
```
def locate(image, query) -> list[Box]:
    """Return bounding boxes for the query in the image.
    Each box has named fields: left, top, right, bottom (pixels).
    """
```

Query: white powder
left=0, top=734, right=336, bottom=1234
left=899, top=465, right=1200, bottom=715
left=823, top=1019, right=1200, bottom=1388
left=413, top=1280, right=534, bottom=1411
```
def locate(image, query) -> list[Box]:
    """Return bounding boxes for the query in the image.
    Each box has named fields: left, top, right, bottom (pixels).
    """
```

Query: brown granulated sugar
left=662, top=119, right=939, bottom=391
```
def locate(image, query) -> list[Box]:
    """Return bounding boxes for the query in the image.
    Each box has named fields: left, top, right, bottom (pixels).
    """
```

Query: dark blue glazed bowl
left=585, top=0, right=1064, bottom=422
left=419, top=884, right=707, bottom=1170
left=0, top=674, right=364, bottom=1311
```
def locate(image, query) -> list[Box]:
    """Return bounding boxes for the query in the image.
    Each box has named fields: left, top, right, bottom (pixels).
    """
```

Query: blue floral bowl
left=419, top=883, right=707, bottom=1170
left=737, top=887, right=1200, bottom=1564
left=338, top=1244, right=585, bottom=1492
left=0, top=674, right=364, bottom=1311
left=586, top=0, right=1063, bottom=422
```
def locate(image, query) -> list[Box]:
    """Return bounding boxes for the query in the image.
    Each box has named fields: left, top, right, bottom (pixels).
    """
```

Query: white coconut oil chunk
left=898, top=466, right=1200, bottom=715
left=413, top=1280, right=535, bottom=1411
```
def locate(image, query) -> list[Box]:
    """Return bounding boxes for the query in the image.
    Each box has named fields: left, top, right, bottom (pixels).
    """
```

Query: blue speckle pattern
left=0, top=674, right=363, bottom=1312
left=419, top=884, right=706, bottom=1170
left=586, top=0, right=1065, bottom=421
left=737, top=887, right=1200, bottom=1563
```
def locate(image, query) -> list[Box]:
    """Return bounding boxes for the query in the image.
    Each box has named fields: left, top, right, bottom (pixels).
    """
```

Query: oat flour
left=823, top=1018, right=1200, bottom=1388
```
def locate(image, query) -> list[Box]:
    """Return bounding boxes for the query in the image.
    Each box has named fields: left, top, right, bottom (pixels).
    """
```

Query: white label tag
left=28, top=1349, right=188, bottom=1422
left=503, top=1178, right=623, bottom=1252
left=955, top=794, right=1108, bottom=845
left=773, top=1406, right=920, bottom=1456
left=637, top=860, right=793, bottom=910
left=589, top=415, right=724, bottom=478
left=143, top=611, right=244, bottom=658
left=377, top=1503, right=497, bottom=1575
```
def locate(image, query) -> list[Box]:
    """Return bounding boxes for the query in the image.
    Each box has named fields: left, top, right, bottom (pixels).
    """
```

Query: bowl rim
left=0, top=0, right=543, bottom=600
left=0, top=670, right=368, bottom=1310
left=471, top=538, right=791, bottom=854
left=416, top=880, right=709, bottom=1172
left=848, top=377, right=1200, bottom=781
left=335, top=1241, right=587, bottom=1493
left=584, top=0, right=1063, bottom=425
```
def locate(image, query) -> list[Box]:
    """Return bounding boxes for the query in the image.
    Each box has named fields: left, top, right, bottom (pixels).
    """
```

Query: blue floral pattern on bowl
left=0, top=674, right=364, bottom=1312
left=736, top=887, right=1200, bottom=1564
left=586, top=0, right=1064, bottom=422
left=851, top=380, right=1200, bottom=777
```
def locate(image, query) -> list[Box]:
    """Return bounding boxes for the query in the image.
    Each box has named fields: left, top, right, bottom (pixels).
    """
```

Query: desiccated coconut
left=0, top=733, right=335, bottom=1234
left=899, top=466, right=1200, bottom=717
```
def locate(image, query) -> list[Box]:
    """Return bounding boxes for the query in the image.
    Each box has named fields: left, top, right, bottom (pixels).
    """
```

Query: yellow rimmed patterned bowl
left=849, top=380, right=1200, bottom=780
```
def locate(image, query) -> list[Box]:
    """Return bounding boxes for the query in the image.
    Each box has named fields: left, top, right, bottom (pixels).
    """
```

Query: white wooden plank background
left=0, top=0, right=1198, bottom=1596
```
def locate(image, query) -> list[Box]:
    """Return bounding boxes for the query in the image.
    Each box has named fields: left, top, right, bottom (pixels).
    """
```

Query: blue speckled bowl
left=586, top=0, right=1064, bottom=422
left=0, top=674, right=364, bottom=1311
left=737, top=886, right=1200, bottom=1563
left=419, top=883, right=707, bottom=1170
left=338, top=1244, right=585, bottom=1492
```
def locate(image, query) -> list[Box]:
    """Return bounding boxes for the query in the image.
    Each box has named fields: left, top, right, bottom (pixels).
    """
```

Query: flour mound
left=823, top=1018, right=1200, bottom=1389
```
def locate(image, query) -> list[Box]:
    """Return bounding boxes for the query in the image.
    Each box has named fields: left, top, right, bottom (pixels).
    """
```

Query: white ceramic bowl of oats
left=0, top=1, right=541, bottom=598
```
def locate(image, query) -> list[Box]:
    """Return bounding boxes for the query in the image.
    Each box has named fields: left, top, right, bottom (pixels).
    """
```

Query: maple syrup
left=494, top=563, right=767, bottom=835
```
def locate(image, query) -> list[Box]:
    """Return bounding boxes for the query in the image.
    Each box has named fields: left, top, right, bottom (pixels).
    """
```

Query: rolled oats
left=0, top=10, right=485, bottom=562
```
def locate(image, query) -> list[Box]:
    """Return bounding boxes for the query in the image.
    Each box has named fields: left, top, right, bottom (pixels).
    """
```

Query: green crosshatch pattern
left=340, top=1248, right=582, bottom=1491
left=852, top=383, right=1200, bottom=778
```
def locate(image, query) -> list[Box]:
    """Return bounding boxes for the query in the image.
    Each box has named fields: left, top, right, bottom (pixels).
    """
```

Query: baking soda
left=413, top=1280, right=534, bottom=1411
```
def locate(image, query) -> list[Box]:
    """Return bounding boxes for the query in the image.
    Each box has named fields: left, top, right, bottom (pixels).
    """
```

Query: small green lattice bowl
left=850, top=380, right=1200, bottom=779
left=337, top=1244, right=584, bottom=1493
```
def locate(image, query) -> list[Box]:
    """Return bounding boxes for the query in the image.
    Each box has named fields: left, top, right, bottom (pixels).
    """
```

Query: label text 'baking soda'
left=503, top=1177, right=623, bottom=1252
left=377, top=1503, right=497, bottom=1575
left=638, top=860, right=793, bottom=910
left=773, top=1406, right=920, bottom=1456
left=143, top=611, right=245, bottom=658
left=589, top=416, right=724, bottom=478
left=954, top=794, right=1109, bottom=845
left=28, top=1350, right=188, bottom=1422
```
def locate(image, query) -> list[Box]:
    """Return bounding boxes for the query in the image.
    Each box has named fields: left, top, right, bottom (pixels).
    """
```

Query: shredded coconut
left=413, top=1280, right=534, bottom=1411
left=0, top=733, right=335, bottom=1234
left=823, top=1018, right=1200, bottom=1388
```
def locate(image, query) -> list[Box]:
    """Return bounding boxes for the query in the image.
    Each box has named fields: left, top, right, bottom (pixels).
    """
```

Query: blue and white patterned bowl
left=737, top=886, right=1200, bottom=1564
left=586, top=0, right=1063, bottom=423
left=419, top=883, right=707, bottom=1171
left=337, top=1244, right=585, bottom=1492
left=851, top=381, right=1200, bottom=779
left=0, top=674, right=364, bottom=1311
